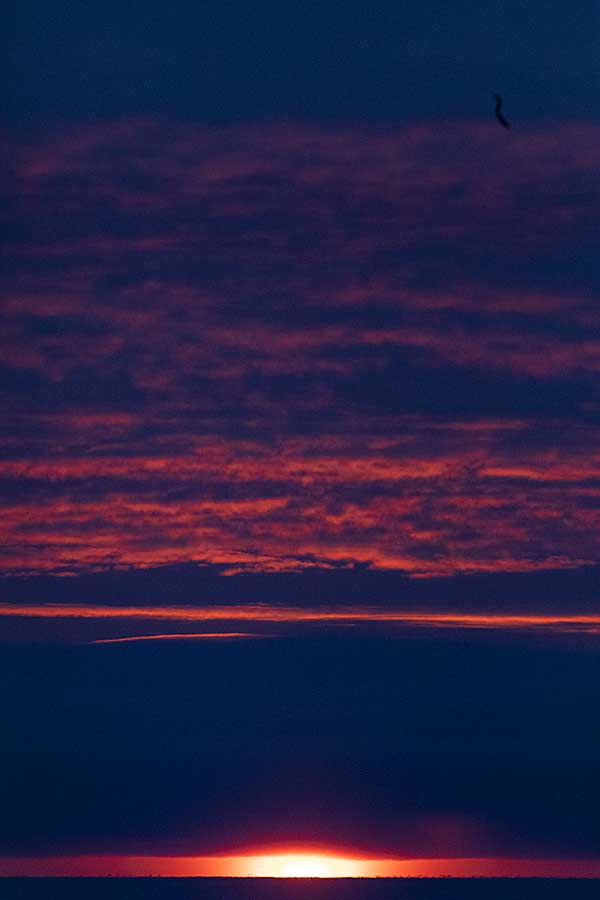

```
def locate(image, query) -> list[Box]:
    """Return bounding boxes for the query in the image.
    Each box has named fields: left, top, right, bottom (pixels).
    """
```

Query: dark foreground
left=3, top=879, right=600, bottom=900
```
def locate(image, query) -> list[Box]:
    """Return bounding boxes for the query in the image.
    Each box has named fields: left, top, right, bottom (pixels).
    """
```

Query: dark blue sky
left=3, top=630, right=600, bottom=858
left=2, top=0, right=600, bottom=874
left=6, top=0, right=599, bottom=123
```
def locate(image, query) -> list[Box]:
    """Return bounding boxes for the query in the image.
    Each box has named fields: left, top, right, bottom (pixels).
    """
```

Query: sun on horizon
left=3, top=850, right=600, bottom=878
left=229, top=851, right=368, bottom=878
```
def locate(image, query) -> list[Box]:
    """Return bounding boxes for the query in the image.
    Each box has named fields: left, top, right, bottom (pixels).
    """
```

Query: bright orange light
left=228, top=853, right=368, bottom=878
left=3, top=853, right=600, bottom=878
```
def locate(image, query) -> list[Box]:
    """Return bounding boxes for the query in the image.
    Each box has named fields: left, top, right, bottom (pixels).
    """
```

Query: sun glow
left=3, top=853, right=600, bottom=878
left=235, top=853, right=368, bottom=878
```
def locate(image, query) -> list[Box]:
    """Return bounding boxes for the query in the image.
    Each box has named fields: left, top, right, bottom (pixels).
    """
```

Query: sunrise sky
left=2, top=0, right=600, bottom=879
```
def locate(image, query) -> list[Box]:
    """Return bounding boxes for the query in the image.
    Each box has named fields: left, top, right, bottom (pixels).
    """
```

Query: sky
left=2, top=0, right=600, bottom=878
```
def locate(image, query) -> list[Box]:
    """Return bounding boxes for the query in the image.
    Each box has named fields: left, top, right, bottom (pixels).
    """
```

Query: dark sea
left=2, top=879, right=600, bottom=900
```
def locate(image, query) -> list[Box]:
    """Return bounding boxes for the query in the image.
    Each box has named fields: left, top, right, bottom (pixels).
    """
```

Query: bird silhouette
left=493, top=93, right=510, bottom=129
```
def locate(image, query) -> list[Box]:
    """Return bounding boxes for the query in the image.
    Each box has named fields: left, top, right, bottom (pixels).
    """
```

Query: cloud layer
left=3, top=120, right=600, bottom=576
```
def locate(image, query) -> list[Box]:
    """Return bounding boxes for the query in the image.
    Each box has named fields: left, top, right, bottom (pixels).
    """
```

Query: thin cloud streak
left=91, top=632, right=274, bottom=644
left=3, top=604, right=600, bottom=635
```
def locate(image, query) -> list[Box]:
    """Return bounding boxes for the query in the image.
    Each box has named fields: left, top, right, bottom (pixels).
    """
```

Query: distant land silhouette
left=1, top=876, right=600, bottom=900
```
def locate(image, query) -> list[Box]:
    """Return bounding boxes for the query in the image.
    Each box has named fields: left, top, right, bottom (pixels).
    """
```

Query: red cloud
left=2, top=120, right=600, bottom=576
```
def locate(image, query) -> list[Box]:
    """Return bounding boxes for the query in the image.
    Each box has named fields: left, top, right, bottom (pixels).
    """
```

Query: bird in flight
left=493, top=93, right=510, bottom=129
